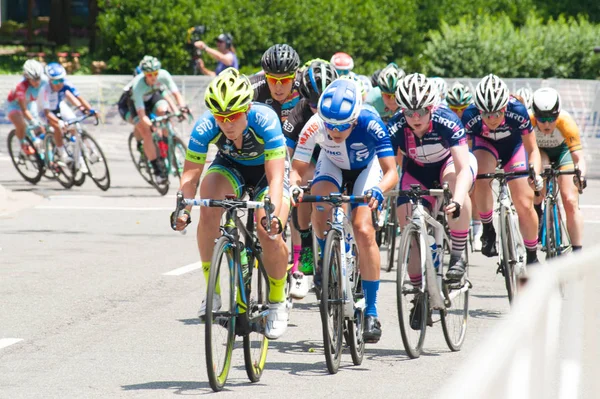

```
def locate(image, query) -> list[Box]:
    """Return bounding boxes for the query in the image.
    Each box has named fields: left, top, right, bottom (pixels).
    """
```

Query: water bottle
left=240, top=245, right=250, bottom=287
left=158, top=140, right=168, bottom=159
left=427, top=234, right=441, bottom=270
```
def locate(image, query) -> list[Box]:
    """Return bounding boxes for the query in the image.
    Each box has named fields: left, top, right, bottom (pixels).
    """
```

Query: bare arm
left=264, top=157, right=286, bottom=218
left=448, top=144, right=472, bottom=206
left=179, top=160, right=204, bottom=211
left=522, top=132, right=541, bottom=174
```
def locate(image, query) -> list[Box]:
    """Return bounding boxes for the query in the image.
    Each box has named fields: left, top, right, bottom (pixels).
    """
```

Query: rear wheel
left=7, top=130, right=44, bottom=184
left=320, top=229, right=344, bottom=374
left=385, top=201, right=398, bottom=272
left=81, top=131, right=111, bottom=191
left=127, top=132, right=153, bottom=185
left=168, top=135, right=187, bottom=181
left=44, top=133, right=75, bottom=189
left=397, top=223, right=428, bottom=359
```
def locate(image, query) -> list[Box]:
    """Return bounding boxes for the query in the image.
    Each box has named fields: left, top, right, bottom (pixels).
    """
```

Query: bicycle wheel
left=440, top=232, right=469, bottom=351
left=396, top=223, right=428, bottom=359
left=320, top=229, right=344, bottom=374
left=346, top=240, right=364, bottom=366
left=44, top=133, right=75, bottom=189
left=385, top=201, right=398, bottom=272
left=169, top=135, right=187, bottom=181
left=243, top=254, right=270, bottom=383
left=127, top=132, right=153, bottom=185
left=7, top=130, right=44, bottom=184
left=205, top=236, right=237, bottom=392
left=499, top=208, right=517, bottom=303
left=79, top=131, right=111, bottom=191
left=544, top=201, right=558, bottom=259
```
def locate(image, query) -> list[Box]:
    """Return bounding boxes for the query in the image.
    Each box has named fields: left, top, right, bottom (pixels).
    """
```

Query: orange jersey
left=531, top=110, right=582, bottom=152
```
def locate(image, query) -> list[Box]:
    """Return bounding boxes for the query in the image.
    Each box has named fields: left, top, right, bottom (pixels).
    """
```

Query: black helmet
left=261, top=44, right=300, bottom=74
left=370, top=68, right=382, bottom=88
left=299, top=60, right=338, bottom=105
left=217, top=33, right=233, bottom=48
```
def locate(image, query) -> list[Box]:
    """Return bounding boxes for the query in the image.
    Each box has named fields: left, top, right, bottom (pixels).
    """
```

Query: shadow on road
left=468, top=308, right=503, bottom=319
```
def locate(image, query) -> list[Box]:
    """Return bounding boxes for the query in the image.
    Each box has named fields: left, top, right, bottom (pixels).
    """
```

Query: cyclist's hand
left=575, top=175, right=587, bottom=192
left=260, top=215, right=283, bottom=238
left=290, top=185, right=304, bottom=206
left=367, top=186, right=384, bottom=210
left=533, top=174, right=544, bottom=192
left=180, top=106, right=190, bottom=115
left=445, top=200, right=462, bottom=219
left=170, top=209, right=191, bottom=231
left=176, top=112, right=185, bottom=122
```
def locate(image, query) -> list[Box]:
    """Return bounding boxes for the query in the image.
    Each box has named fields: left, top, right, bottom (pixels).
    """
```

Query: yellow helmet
left=204, top=68, right=253, bottom=113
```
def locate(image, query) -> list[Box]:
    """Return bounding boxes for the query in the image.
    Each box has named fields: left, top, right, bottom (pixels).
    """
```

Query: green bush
left=97, top=0, right=201, bottom=73
left=421, top=14, right=600, bottom=79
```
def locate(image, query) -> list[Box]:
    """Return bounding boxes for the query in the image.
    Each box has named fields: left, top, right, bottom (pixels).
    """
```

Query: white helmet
left=532, top=87, right=561, bottom=118
left=23, top=59, right=44, bottom=80
left=330, top=52, right=354, bottom=73
left=357, top=75, right=373, bottom=94
left=430, top=77, right=448, bottom=99
left=395, top=73, right=438, bottom=110
left=516, top=87, right=534, bottom=109
left=474, top=74, right=510, bottom=112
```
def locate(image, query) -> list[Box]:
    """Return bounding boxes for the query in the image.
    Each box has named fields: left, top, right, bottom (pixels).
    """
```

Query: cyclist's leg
left=556, top=151, right=582, bottom=249
left=505, top=143, right=538, bottom=263
left=297, top=159, right=317, bottom=274
left=7, top=107, right=28, bottom=141
left=473, top=137, right=499, bottom=257
left=151, top=95, right=169, bottom=137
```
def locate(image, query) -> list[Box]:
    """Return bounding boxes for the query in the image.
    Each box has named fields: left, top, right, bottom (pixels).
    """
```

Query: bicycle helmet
left=357, top=75, right=373, bottom=94
left=45, top=62, right=67, bottom=80
left=299, top=60, right=338, bottom=105
left=330, top=52, right=354, bottom=73
left=23, top=59, right=43, bottom=80
left=532, top=87, right=561, bottom=118
left=516, top=86, right=534, bottom=110
left=139, top=55, right=161, bottom=72
left=446, top=81, right=473, bottom=107
left=318, top=79, right=362, bottom=125
left=370, top=68, right=383, bottom=88
left=430, top=77, right=448, bottom=99
left=395, top=73, right=437, bottom=110
left=340, top=74, right=368, bottom=98
left=474, top=74, right=510, bottom=113
left=261, top=44, right=300, bottom=74
left=377, top=63, right=406, bottom=94
left=204, top=68, right=253, bottom=114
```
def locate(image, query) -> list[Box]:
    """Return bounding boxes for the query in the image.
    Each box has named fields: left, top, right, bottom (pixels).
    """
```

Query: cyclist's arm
left=179, top=160, right=204, bottom=212
left=264, top=155, right=286, bottom=218
left=290, top=159, right=309, bottom=187
left=522, top=132, right=541, bottom=175
left=377, top=155, right=399, bottom=194
left=171, top=91, right=186, bottom=108
left=560, top=112, right=586, bottom=176
left=18, top=97, right=36, bottom=122
left=448, top=144, right=472, bottom=206
left=43, top=108, right=61, bottom=125
left=571, top=150, right=586, bottom=177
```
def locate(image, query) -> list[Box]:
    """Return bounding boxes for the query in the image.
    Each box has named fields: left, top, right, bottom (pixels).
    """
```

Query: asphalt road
left=1, top=126, right=599, bottom=398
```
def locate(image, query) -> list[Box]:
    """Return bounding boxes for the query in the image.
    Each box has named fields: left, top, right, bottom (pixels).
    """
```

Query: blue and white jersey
left=40, top=80, right=81, bottom=112
left=293, top=107, right=394, bottom=170
left=186, top=102, right=287, bottom=166
left=462, top=97, right=532, bottom=145
left=388, top=105, right=467, bottom=168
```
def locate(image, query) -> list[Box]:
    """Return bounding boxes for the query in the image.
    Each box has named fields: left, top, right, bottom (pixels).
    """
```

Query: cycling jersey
left=365, top=87, right=397, bottom=121
left=130, top=70, right=179, bottom=111
left=293, top=108, right=394, bottom=170
left=40, top=80, right=80, bottom=112
left=249, top=74, right=301, bottom=146
left=6, top=78, right=48, bottom=115
left=186, top=102, right=287, bottom=166
left=531, top=110, right=582, bottom=152
left=282, top=98, right=314, bottom=148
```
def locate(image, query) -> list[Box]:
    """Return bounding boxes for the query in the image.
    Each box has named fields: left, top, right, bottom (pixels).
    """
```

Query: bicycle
left=395, top=184, right=471, bottom=358
left=172, top=191, right=277, bottom=392
left=45, top=111, right=111, bottom=190
left=6, top=122, right=48, bottom=184
left=293, top=189, right=379, bottom=374
left=476, top=164, right=536, bottom=303
left=128, top=112, right=190, bottom=195
left=379, top=194, right=400, bottom=272
left=539, top=165, right=582, bottom=260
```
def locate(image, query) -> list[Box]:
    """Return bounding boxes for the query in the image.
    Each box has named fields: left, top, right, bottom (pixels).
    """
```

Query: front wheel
left=385, top=201, right=398, bottom=272
left=44, top=133, right=74, bottom=189
left=320, top=229, right=344, bottom=374
left=127, top=132, right=153, bottom=185
left=346, top=241, right=364, bottom=366
left=499, top=208, right=517, bottom=303
left=81, top=131, right=111, bottom=191
left=7, top=130, right=44, bottom=184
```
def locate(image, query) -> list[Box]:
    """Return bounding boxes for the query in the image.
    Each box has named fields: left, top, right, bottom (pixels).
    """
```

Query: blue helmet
left=318, top=79, right=362, bottom=125
left=45, top=62, right=66, bottom=80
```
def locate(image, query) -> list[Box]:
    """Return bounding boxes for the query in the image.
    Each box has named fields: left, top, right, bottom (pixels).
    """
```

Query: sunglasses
left=535, top=115, right=557, bottom=123
left=144, top=71, right=159, bottom=77
left=336, top=69, right=351, bottom=76
left=402, top=107, right=431, bottom=118
left=481, top=110, right=504, bottom=119
left=51, top=79, right=64, bottom=85
left=265, top=72, right=296, bottom=85
left=309, top=102, right=318, bottom=109
left=324, top=121, right=353, bottom=132
left=213, top=107, right=248, bottom=123
left=449, top=104, right=469, bottom=112
left=382, top=91, right=395, bottom=99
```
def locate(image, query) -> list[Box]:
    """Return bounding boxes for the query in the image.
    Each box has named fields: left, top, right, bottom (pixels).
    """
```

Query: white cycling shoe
left=265, top=301, right=289, bottom=339
left=198, top=293, right=222, bottom=319
left=289, top=272, right=309, bottom=300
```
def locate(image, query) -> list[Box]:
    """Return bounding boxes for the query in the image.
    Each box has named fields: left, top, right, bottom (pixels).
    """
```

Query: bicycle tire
left=500, top=208, right=517, bottom=303
left=320, top=229, right=344, bottom=374
left=243, top=253, right=270, bottom=383
left=385, top=201, right=398, bottom=272
left=440, top=232, right=469, bottom=351
left=81, top=131, right=111, bottom=191
left=346, top=240, right=365, bottom=366
left=44, top=133, right=75, bottom=189
left=396, top=223, right=428, bottom=359
left=7, top=130, right=45, bottom=184
left=169, top=135, right=187, bottom=181
left=127, top=132, right=153, bottom=185
left=544, top=201, right=558, bottom=259
left=205, top=236, right=236, bottom=392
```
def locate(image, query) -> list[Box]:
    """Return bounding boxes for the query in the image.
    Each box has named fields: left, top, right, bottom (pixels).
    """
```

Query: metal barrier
left=434, top=249, right=600, bottom=399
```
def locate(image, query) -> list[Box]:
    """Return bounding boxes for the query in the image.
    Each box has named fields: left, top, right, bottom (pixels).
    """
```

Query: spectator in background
left=194, top=33, right=239, bottom=76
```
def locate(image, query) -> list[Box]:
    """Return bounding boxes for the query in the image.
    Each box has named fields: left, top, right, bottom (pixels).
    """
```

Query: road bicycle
left=395, top=184, right=471, bottom=359
left=6, top=122, right=48, bottom=184
left=172, top=192, right=277, bottom=392
left=476, top=164, right=536, bottom=303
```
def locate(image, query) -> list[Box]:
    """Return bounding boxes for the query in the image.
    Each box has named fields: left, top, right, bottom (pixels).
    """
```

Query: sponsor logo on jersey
left=368, top=120, right=387, bottom=139
left=324, top=148, right=342, bottom=156
left=505, top=111, right=526, bottom=124
left=195, top=118, right=214, bottom=135
left=255, top=112, right=279, bottom=132
left=299, top=122, right=320, bottom=145
left=465, top=116, right=480, bottom=129
left=282, top=120, right=294, bottom=133
left=350, top=142, right=367, bottom=150
left=433, top=113, right=459, bottom=131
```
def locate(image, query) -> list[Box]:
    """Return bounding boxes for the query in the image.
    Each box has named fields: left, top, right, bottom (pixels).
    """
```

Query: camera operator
left=194, top=33, right=239, bottom=76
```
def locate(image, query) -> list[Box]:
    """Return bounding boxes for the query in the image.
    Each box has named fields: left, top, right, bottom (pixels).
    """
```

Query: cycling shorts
left=122, top=92, right=168, bottom=124
left=472, top=136, right=528, bottom=179
left=541, top=144, right=573, bottom=169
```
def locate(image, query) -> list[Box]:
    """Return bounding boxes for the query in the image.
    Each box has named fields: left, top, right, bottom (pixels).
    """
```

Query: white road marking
left=580, top=204, right=600, bottom=209
left=35, top=206, right=172, bottom=211
left=162, top=262, right=202, bottom=276
left=0, top=338, right=23, bottom=350
left=584, top=220, right=600, bottom=224
left=48, top=195, right=102, bottom=199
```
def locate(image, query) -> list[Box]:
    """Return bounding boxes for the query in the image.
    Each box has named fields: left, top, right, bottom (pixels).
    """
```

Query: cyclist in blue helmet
left=290, top=79, right=399, bottom=343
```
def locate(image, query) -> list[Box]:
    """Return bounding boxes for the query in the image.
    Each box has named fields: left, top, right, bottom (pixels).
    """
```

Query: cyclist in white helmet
left=463, top=74, right=542, bottom=265
left=430, top=77, right=448, bottom=106
left=515, top=86, right=534, bottom=110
